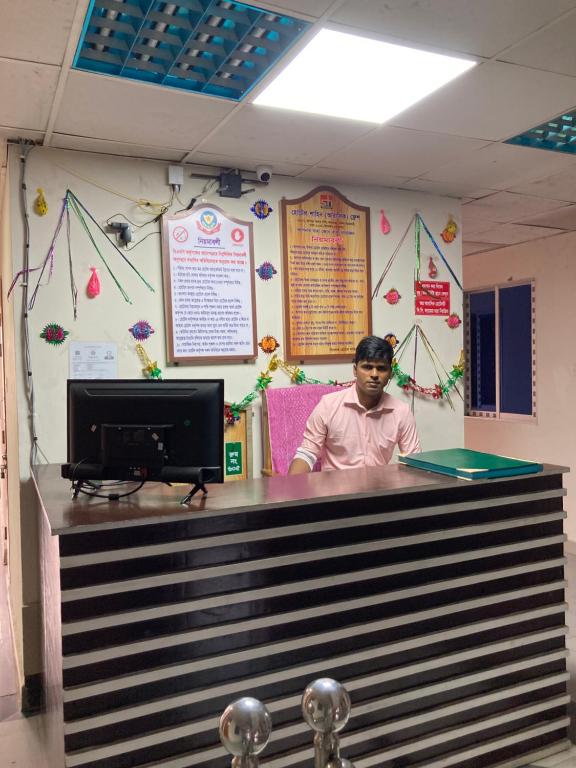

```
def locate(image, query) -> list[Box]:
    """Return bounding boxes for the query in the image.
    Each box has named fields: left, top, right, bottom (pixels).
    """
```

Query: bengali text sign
left=281, top=187, right=371, bottom=360
left=415, top=280, right=450, bottom=316
left=162, top=205, right=256, bottom=362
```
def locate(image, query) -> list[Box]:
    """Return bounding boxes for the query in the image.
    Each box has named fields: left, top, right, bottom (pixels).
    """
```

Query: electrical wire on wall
left=16, top=139, right=49, bottom=468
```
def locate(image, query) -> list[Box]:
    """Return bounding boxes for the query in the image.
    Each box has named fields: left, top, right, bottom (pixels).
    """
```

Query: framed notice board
left=281, top=186, right=372, bottom=361
left=162, top=204, right=257, bottom=363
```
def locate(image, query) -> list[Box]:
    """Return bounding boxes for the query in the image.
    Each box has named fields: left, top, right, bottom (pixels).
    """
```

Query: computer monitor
left=61, top=379, right=224, bottom=502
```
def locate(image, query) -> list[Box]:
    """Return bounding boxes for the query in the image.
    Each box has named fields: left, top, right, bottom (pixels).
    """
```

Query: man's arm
left=287, top=401, right=328, bottom=475
left=397, top=410, right=421, bottom=456
left=288, top=457, right=312, bottom=474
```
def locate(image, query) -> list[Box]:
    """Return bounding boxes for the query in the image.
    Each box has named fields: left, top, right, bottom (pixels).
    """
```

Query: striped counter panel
left=58, top=473, right=570, bottom=768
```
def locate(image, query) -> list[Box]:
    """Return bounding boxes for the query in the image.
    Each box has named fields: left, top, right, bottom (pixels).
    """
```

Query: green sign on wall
left=225, top=442, right=243, bottom=476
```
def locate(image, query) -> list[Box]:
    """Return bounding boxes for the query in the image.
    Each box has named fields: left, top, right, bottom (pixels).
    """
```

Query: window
left=465, top=282, right=535, bottom=419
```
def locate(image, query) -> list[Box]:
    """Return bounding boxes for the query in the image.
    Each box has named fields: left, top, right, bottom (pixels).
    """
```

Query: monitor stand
left=180, top=482, right=208, bottom=505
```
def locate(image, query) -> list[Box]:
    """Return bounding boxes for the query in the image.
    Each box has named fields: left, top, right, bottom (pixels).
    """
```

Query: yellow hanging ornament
left=34, top=188, right=48, bottom=216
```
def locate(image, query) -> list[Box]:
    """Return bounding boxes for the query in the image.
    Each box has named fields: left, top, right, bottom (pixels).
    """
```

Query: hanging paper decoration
left=224, top=404, right=239, bottom=426
left=40, top=322, right=69, bottom=346
left=250, top=199, right=273, bottom=220
left=135, top=343, right=162, bottom=379
left=446, top=313, right=462, bottom=329
left=384, top=333, right=398, bottom=349
left=441, top=217, right=458, bottom=243
left=86, top=266, right=100, bottom=298
left=255, top=261, right=277, bottom=281
left=258, top=335, right=280, bottom=354
left=379, top=209, right=391, bottom=234
left=34, top=188, right=48, bottom=216
left=129, top=320, right=155, bottom=341
left=372, top=213, right=462, bottom=300
left=385, top=287, right=401, bottom=305
left=226, top=353, right=354, bottom=423
left=428, top=256, right=438, bottom=279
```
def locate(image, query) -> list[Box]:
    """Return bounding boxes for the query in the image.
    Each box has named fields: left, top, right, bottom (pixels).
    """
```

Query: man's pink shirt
left=295, top=385, right=421, bottom=471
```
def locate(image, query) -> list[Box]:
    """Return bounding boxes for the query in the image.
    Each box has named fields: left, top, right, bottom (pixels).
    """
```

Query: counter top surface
left=32, top=461, right=568, bottom=536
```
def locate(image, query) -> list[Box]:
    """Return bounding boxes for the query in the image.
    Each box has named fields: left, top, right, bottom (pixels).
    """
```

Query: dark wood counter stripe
left=34, top=464, right=570, bottom=768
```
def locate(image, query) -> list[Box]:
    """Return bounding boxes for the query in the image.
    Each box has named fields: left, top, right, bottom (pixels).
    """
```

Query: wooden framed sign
left=162, top=204, right=257, bottom=363
left=281, top=186, right=372, bottom=361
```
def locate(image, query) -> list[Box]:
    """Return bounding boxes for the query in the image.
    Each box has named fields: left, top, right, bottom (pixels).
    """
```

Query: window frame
left=464, top=280, right=536, bottom=422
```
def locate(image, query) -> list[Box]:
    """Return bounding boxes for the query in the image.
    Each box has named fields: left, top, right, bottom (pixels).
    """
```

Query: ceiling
left=4, top=0, right=576, bottom=255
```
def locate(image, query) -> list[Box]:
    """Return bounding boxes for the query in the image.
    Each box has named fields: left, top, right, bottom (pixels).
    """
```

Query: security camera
left=256, top=165, right=272, bottom=183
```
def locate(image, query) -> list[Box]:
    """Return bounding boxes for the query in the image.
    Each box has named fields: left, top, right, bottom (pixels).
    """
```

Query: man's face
left=353, top=358, right=392, bottom=399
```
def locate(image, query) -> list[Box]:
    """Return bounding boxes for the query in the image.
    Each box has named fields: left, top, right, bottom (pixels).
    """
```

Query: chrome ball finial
left=301, top=678, right=352, bottom=734
left=219, top=697, right=272, bottom=760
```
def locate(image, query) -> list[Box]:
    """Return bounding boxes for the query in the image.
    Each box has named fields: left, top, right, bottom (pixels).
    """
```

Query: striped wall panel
left=37, top=467, right=569, bottom=768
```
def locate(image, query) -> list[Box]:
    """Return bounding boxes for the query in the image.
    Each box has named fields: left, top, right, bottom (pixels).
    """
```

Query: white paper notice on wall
left=69, top=341, right=118, bottom=379
left=162, top=204, right=257, bottom=363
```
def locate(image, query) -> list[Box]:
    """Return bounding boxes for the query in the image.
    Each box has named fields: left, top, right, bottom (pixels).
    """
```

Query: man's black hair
left=354, top=336, right=393, bottom=366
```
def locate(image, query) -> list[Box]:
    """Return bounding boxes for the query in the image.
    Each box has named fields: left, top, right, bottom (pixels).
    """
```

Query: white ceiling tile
left=462, top=191, right=570, bottom=223
left=298, top=166, right=411, bottom=187
left=0, top=59, right=60, bottom=131
left=467, top=222, right=565, bottom=245
left=401, top=178, right=496, bottom=198
left=508, top=168, right=576, bottom=202
left=198, top=105, right=373, bottom=164
left=512, top=203, right=576, bottom=229
left=332, top=0, right=576, bottom=58
left=390, top=61, right=576, bottom=141
left=258, top=1, right=333, bottom=17
left=55, top=71, right=235, bottom=150
left=502, top=15, right=576, bottom=76
left=0, top=0, right=78, bottom=66
left=315, top=127, right=490, bottom=178
left=189, top=151, right=309, bottom=177
left=463, top=242, right=504, bottom=256
left=50, top=134, right=187, bottom=162
left=420, top=143, right=576, bottom=190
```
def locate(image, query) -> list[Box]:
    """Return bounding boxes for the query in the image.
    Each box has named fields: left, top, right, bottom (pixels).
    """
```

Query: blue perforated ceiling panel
left=506, top=109, right=576, bottom=154
left=74, top=0, right=310, bottom=101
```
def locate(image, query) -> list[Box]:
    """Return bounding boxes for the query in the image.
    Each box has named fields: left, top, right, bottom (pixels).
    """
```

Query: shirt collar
left=344, top=385, right=394, bottom=412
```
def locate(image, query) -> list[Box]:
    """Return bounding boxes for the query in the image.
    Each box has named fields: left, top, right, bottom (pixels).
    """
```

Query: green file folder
left=398, top=448, right=543, bottom=480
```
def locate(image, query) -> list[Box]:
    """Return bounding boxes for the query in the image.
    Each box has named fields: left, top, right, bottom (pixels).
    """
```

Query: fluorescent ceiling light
left=254, top=29, right=476, bottom=123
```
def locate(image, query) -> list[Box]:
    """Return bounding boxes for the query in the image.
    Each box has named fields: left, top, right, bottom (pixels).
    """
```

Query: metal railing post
left=219, top=696, right=272, bottom=768
left=301, top=678, right=355, bottom=768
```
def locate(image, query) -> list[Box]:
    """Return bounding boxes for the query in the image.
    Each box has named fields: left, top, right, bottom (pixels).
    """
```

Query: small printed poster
left=162, top=204, right=257, bottom=362
left=69, top=341, right=118, bottom=379
left=225, top=442, right=243, bottom=477
left=415, top=281, right=450, bottom=316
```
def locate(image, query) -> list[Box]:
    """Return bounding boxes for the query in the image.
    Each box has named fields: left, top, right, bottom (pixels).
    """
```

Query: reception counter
left=34, top=462, right=571, bottom=768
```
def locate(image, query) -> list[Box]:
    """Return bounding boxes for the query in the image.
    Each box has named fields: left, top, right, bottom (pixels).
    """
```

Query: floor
left=0, top=555, right=574, bottom=768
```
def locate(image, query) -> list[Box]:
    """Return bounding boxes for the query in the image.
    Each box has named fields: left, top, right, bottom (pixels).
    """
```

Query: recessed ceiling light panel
left=254, top=29, right=476, bottom=123
left=73, top=0, right=310, bottom=101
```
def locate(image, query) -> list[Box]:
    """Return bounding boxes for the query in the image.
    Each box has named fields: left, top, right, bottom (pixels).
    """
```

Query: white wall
left=7, top=145, right=464, bottom=674
left=464, top=233, right=576, bottom=544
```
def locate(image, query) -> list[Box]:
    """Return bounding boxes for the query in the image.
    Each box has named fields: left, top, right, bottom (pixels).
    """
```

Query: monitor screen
left=62, top=379, right=224, bottom=494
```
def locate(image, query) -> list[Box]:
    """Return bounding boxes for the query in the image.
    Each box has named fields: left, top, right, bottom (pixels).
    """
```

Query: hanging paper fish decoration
left=441, top=217, right=458, bottom=243
left=86, top=267, right=100, bottom=298
left=34, top=188, right=48, bottom=216
left=428, top=256, right=438, bottom=279
left=384, top=288, right=401, bottom=305
left=380, top=209, right=391, bottom=234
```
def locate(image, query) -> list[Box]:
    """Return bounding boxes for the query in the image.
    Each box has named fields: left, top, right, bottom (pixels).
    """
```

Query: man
left=288, top=335, right=421, bottom=474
